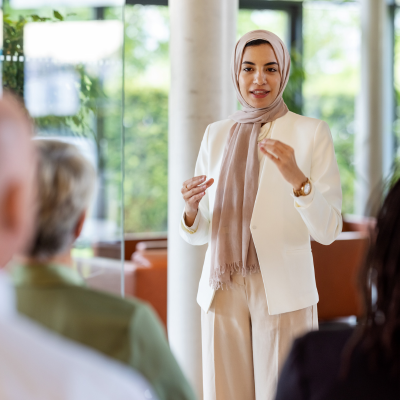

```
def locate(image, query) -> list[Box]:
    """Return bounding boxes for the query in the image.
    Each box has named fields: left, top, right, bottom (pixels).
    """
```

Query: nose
left=253, top=69, right=267, bottom=85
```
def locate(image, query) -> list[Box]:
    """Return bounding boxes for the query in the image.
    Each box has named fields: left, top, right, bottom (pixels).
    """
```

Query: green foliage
left=3, top=14, right=25, bottom=97
left=283, top=49, right=305, bottom=114
left=123, top=89, right=168, bottom=233
left=34, top=66, right=105, bottom=139
left=2, top=11, right=105, bottom=140
left=124, top=5, right=169, bottom=80
left=388, top=157, right=400, bottom=189
left=306, top=94, right=355, bottom=214
left=303, top=4, right=361, bottom=214
left=123, top=5, right=170, bottom=233
left=53, top=10, right=64, bottom=21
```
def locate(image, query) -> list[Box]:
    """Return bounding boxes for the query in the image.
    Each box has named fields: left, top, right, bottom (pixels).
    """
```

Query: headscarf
left=209, top=30, right=291, bottom=290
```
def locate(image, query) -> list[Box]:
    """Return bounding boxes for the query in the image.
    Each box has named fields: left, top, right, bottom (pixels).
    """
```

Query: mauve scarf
left=209, top=30, right=291, bottom=290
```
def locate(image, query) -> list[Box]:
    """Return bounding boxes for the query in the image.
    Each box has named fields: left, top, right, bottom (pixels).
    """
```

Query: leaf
left=84, top=75, right=92, bottom=86
left=30, top=15, right=41, bottom=22
left=53, top=11, right=64, bottom=21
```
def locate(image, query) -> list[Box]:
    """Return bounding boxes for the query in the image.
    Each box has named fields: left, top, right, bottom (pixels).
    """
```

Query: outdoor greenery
left=3, top=10, right=104, bottom=138
left=123, top=5, right=169, bottom=232
left=3, top=3, right=399, bottom=234
left=391, top=8, right=400, bottom=189
left=3, top=6, right=124, bottom=233
left=123, top=4, right=363, bottom=233
left=123, top=5, right=306, bottom=232
left=124, top=90, right=168, bottom=232
left=303, top=2, right=359, bottom=214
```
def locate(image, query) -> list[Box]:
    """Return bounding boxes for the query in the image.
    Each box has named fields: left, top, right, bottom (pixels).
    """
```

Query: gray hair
left=28, top=139, right=95, bottom=259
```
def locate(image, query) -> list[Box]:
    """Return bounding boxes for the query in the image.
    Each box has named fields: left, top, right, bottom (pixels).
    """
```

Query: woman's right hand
left=181, top=175, right=214, bottom=227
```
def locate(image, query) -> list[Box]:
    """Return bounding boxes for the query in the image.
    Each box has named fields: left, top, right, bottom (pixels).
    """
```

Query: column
left=355, top=0, right=394, bottom=216
left=168, top=0, right=238, bottom=397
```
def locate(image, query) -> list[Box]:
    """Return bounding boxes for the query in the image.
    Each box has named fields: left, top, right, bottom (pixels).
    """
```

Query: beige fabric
left=201, top=272, right=318, bottom=400
left=210, top=30, right=291, bottom=290
left=257, top=122, right=273, bottom=163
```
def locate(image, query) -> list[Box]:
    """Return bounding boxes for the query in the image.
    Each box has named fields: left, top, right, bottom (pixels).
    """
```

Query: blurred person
left=13, top=139, right=196, bottom=400
left=179, top=30, right=342, bottom=400
left=0, top=92, right=158, bottom=399
left=275, top=179, right=400, bottom=400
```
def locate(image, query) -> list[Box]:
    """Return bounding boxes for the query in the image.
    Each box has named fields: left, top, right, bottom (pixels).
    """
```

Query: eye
left=243, top=67, right=252, bottom=72
left=267, top=67, right=277, bottom=73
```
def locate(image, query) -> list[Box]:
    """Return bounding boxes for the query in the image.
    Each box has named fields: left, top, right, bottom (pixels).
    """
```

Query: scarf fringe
left=209, top=261, right=261, bottom=290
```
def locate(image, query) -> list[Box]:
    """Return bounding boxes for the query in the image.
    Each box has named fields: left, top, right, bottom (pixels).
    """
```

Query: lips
left=250, top=90, right=270, bottom=98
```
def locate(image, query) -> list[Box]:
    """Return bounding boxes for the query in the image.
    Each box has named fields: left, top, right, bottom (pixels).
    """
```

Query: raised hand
left=181, top=175, right=214, bottom=227
left=259, top=138, right=307, bottom=190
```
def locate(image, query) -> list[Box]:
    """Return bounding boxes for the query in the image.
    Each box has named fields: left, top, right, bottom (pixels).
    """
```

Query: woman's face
left=238, top=43, right=281, bottom=109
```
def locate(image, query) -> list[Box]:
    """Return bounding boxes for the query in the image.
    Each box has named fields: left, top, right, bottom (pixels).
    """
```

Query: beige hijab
left=210, top=30, right=291, bottom=290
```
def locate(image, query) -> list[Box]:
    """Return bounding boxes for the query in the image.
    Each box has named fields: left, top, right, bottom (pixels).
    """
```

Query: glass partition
left=3, top=1, right=125, bottom=295
left=303, top=1, right=360, bottom=215
left=237, top=8, right=289, bottom=44
left=123, top=4, right=169, bottom=236
left=395, top=6, right=400, bottom=173
left=238, top=2, right=361, bottom=216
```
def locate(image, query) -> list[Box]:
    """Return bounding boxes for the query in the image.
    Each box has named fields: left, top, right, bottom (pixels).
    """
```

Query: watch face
left=304, top=182, right=311, bottom=195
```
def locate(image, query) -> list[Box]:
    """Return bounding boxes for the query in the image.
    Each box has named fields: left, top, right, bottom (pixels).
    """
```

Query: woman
left=275, top=179, right=400, bottom=400
left=179, top=30, right=342, bottom=400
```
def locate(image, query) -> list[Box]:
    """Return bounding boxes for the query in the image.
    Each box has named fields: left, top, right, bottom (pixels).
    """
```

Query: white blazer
left=179, top=111, right=342, bottom=315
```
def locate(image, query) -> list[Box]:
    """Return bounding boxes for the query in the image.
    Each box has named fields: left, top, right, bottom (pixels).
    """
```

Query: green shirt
left=12, top=263, right=196, bottom=400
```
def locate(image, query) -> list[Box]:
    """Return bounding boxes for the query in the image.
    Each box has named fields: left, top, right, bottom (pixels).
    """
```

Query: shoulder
left=207, top=118, right=235, bottom=139
left=200, top=118, right=235, bottom=151
left=66, top=285, right=156, bottom=320
left=283, top=111, right=329, bottom=132
left=277, top=329, right=354, bottom=400
left=208, top=118, right=235, bottom=132
left=293, top=328, right=353, bottom=365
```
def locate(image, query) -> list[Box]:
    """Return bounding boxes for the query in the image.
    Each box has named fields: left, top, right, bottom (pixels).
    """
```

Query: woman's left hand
left=259, top=138, right=306, bottom=190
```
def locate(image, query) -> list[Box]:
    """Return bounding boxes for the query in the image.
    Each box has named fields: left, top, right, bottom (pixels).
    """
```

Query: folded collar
left=12, top=263, right=85, bottom=288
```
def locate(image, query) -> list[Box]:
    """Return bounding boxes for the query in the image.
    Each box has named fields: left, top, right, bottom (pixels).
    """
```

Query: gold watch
left=293, top=177, right=312, bottom=197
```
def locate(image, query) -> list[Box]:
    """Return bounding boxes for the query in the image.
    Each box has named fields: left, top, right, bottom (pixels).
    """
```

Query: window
left=3, top=3, right=125, bottom=291
left=124, top=4, right=169, bottom=234
left=303, top=1, right=360, bottom=214
left=395, top=6, right=400, bottom=167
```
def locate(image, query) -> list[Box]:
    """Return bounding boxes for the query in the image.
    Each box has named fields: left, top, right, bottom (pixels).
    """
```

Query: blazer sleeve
left=179, top=125, right=211, bottom=246
left=293, top=120, right=342, bottom=245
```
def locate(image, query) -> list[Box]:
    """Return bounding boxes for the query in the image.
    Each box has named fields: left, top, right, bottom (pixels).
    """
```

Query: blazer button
left=252, top=225, right=257, bottom=230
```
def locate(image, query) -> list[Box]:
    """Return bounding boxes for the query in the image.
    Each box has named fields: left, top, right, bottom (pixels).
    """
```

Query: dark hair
left=342, top=178, right=400, bottom=374
left=244, top=39, right=270, bottom=48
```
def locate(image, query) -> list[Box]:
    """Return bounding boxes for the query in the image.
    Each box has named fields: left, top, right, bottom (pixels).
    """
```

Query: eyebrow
left=242, top=61, right=278, bottom=66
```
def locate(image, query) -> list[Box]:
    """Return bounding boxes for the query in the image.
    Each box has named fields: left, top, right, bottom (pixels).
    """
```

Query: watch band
left=293, top=177, right=311, bottom=197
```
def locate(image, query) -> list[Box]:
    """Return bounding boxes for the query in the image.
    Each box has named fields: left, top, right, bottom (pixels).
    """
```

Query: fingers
left=183, top=184, right=207, bottom=201
left=182, top=175, right=206, bottom=193
left=259, top=139, right=294, bottom=160
left=260, top=142, right=283, bottom=159
left=262, top=148, right=280, bottom=165
left=186, top=191, right=206, bottom=212
left=204, top=178, right=214, bottom=188
left=260, top=139, right=293, bottom=153
left=184, top=179, right=213, bottom=200
left=182, top=177, right=214, bottom=203
left=192, top=192, right=206, bottom=203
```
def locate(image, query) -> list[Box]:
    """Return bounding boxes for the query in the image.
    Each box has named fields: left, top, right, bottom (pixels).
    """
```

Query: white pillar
left=355, top=0, right=394, bottom=216
left=168, top=0, right=237, bottom=397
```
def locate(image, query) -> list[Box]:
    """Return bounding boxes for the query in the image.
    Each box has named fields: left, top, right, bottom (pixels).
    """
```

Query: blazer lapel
left=251, top=113, right=294, bottom=232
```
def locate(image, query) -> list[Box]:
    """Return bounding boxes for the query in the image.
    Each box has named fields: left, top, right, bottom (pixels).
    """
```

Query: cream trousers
left=201, top=272, right=318, bottom=400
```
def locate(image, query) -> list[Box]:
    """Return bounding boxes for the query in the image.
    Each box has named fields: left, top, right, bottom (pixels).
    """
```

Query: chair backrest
left=312, top=231, right=369, bottom=321
left=92, top=235, right=168, bottom=261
